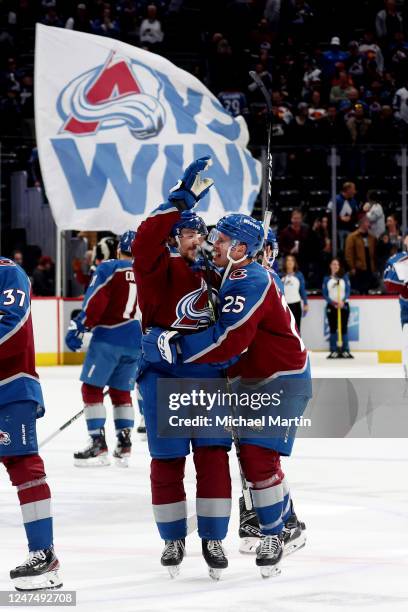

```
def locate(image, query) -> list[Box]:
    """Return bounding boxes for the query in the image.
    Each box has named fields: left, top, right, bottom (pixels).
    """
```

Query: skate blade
left=208, top=568, right=223, bottom=581
left=13, top=570, right=63, bottom=591
left=74, top=454, right=110, bottom=467
left=283, top=533, right=307, bottom=557
left=239, top=537, right=260, bottom=554
left=260, top=565, right=281, bottom=579
left=114, top=455, right=129, bottom=468
left=166, top=565, right=180, bottom=579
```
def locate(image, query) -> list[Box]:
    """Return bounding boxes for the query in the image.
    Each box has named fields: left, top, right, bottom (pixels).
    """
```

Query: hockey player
left=132, top=157, right=232, bottom=580
left=0, top=257, right=62, bottom=591
left=143, top=214, right=311, bottom=578
left=384, top=234, right=408, bottom=378
left=65, top=231, right=142, bottom=467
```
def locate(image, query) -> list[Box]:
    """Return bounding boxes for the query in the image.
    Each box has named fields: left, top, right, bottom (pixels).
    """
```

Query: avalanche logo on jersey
left=172, top=279, right=214, bottom=330
left=57, top=51, right=166, bottom=140
left=0, top=430, right=11, bottom=445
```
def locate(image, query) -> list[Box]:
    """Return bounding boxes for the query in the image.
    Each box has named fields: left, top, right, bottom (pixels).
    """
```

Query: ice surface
left=1, top=353, right=408, bottom=612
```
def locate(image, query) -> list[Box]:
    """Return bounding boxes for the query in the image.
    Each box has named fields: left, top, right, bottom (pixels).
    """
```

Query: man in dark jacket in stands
left=32, top=256, right=55, bottom=296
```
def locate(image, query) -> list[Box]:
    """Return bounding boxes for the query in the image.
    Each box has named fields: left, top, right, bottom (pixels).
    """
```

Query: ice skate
left=202, top=539, right=228, bottom=581
left=256, top=535, right=283, bottom=578
left=73, top=429, right=109, bottom=467
left=136, top=415, right=147, bottom=440
left=10, top=547, right=62, bottom=591
left=282, top=512, right=306, bottom=557
left=113, top=428, right=132, bottom=467
left=238, top=495, right=261, bottom=554
left=161, top=539, right=185, bottom=578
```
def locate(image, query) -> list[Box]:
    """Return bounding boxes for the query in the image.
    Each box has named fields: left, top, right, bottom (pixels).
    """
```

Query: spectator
left=41, top=6, right=63, bottom=28
left=359, top=30, right=384, bottom=74
left=345, top=215, right=378, bottom=294
left=322, top=36, right=349, bottom=79
left=361, top=190, right=385, bottom=239
left=280, top=254, right=308, bottom=331
left=32, top=256, right=55, bottom=296
left=11, top=250, right=24, bottom=268
left=317, top=105, right=350, bottom=144
left=72, top=250, right=94, bottom=292
left=139, top=4, right=164, bottom=50
left=65, top=3, right=91, bottom=33
left=308, top=216, right=332, bottom=287
left=301, top=57, right=321, bottom=98
left=327, top=182, right=360, bottom=250
left=377, top=213, right=402, bottom=271
left=393, top=77, right=408, bottom=140
left=375, top=0, right=403, bottom=42
left=91, top=4, right=120, bottom=38
left=279, top=209, right=311, bottom=274
left=329, top=71, right=353, bottom=105
left=218, top=86, right=248, bottom=117
left=346, top=41, right=365, bottom=85
left=308, top=90, right=327, bottom=122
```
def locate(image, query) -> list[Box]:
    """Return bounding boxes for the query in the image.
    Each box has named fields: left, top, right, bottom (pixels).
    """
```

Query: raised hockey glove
left=142, top=328, right=179, bottom=364
left=65, top=319, right=86, bottom=352
left=168, top=156, right=214, bottom=210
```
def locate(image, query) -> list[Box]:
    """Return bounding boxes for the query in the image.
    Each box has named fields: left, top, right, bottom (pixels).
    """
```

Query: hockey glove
left=142, top=328, right=179, bottom=364
left=65, top=319, right=86, bottom=352
left=168, top=156, right=213, bottom=210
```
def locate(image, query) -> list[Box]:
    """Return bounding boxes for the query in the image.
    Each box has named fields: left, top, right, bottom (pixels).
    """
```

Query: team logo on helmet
left=57, top=51, right=166, bottom=140
left=0, top=430, right=11, bottom=445
left=173, top=279, right=214, bottom=330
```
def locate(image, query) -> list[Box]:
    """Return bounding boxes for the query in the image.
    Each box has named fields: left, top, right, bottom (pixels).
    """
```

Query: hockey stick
left=39, top=408, right=84, bottom=448
left=248, top=70, right=273, bottom=239
left=337, top=281, right=342, bottom=350
left=201, top=247, right=253, bottom=510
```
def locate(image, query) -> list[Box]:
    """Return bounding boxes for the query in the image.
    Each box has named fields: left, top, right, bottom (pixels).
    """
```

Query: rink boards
left=31, top=296, right=403, bottom=366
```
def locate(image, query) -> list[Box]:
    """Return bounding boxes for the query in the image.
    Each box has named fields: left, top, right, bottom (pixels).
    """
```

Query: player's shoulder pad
left=0, top=257, right=16, bottom=267
left=387, top=251, right=408, bottom=267
left=114, top=259, right=134, bottom=270
left=225, top=262, right=270, bottom=291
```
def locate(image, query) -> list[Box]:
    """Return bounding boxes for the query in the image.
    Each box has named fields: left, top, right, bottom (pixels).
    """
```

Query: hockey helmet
left=119, top=230, right=136, bottom=255
left=210, top=214, right=264, bottom=257
left=170, top=211, right=208, bottom=238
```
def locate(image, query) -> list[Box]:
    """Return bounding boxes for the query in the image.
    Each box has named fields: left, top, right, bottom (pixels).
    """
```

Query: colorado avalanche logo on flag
left=35, top=24, right=262, bottom=233
left=57, top=51, right=165, bottom=140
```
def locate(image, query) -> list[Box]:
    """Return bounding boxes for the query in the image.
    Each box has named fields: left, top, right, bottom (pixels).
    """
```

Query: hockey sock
left=151, top=457, right=187, bottom=540
left=194, top=446, right=231, bottom=540
left=240, top=444, right=284, bottom=536
left=136, top=384, right=144, bottom=416
left=109, top=389, right=134, bottom=433
left=281, top=477, right=293, bottom=523
left=82, top=383, right=106, bottom=436
left=3, top=454, right=53, bottom=551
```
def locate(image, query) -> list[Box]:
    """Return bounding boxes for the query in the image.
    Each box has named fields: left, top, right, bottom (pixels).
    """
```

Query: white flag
left=35, top=25, right=262, bottom=233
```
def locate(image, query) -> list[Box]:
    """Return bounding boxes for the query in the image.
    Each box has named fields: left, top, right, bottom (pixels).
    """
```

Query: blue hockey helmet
left=170, top=211, right=208, bottom=238
left=119, top=230, right=136, bottom=254
left=211, top=214, right=264, bottom=257
left=265, top=228, right=279, bottom=265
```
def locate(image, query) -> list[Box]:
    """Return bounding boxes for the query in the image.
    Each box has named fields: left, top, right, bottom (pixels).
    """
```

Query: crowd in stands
left=1, top=0, right=408, bottom=295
